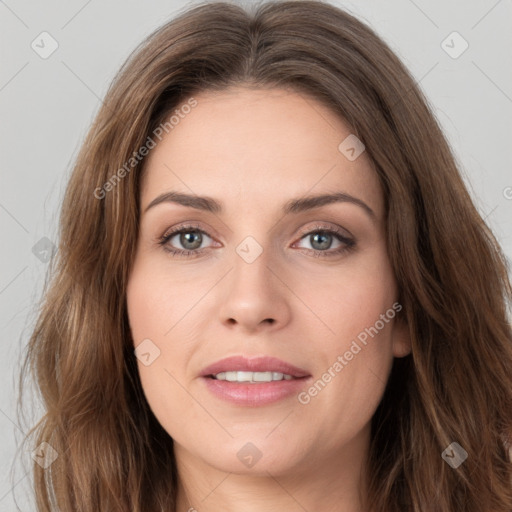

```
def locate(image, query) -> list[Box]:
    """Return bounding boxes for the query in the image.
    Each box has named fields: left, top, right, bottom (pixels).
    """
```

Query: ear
left=392, top=315, right=411, bottom=358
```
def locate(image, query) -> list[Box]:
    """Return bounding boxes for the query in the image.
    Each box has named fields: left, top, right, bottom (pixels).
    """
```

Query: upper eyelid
left=297, top=222, right=353, bottom=239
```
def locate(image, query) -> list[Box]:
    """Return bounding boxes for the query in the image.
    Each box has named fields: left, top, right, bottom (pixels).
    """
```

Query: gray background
left=1, top=0, right=511, bottom=509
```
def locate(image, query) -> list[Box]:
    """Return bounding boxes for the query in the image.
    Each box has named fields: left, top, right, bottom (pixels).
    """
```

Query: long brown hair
left=18, top=1, right=512, bottom=510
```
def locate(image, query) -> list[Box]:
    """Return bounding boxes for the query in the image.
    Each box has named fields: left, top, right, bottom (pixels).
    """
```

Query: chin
left=178, top=435, right=307, bottom=476
left=210, top=450, right=300, bottom=476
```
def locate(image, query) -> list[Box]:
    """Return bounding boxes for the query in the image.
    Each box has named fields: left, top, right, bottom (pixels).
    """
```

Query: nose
left=218, top=246, right=292, bottom=334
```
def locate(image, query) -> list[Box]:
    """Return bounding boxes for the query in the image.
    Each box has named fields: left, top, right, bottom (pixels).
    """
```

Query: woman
left=19, top=1, right=512, bottom=510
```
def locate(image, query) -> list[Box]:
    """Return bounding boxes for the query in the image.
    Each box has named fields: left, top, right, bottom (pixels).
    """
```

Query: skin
left=126, top=86, right=411, bottom=512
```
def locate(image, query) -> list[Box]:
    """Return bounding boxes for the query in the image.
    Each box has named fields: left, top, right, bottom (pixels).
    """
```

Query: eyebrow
left=144, top=190, right=376, bottom=220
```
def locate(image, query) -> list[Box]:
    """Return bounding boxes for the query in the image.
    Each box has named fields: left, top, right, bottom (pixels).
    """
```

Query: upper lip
left=200, top=356, right=310, bottom=378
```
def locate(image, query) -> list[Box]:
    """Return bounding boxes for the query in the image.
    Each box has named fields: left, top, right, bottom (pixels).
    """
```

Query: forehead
left=141, top=86, right=383, bottom=218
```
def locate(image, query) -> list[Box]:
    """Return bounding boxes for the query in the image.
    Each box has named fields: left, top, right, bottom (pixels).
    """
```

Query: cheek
left=296, top=246, right=397, bottom=349
left=126, top=255, right=206, bottom=367
left=126, top=263, right=198, bottom=437
left=298, top=319, right=395, bottom=455
left=126, top=257, right=194, bottom=341
left=291, top=248, right=397, bottom=434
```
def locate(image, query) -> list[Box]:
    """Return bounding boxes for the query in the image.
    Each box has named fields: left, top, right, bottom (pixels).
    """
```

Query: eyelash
left=157, top=223, right=356, bottom=259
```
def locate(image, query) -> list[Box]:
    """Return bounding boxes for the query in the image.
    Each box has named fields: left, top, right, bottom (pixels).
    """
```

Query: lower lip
left=201, top=376, right=310, bottom=406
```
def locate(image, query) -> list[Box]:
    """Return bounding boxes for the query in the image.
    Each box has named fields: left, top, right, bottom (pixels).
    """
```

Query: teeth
left=213, top=371, right=294, bottom=383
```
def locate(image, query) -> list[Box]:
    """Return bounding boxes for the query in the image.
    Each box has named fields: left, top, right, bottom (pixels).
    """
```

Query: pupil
left=311, top=232, right=331, bottom=250
left=180, top=231, right=202, bottom=250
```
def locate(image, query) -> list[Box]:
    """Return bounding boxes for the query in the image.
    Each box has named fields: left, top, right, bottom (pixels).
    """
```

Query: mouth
left=207, top=370, right=307, bottom=383
left=200, top=355, right=310, bottom=380
left=200, top=355, right=311, bottom=406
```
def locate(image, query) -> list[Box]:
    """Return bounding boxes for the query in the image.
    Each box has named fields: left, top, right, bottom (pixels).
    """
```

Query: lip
left=199, top=355, right=310, bottom=378
left=199, top=355, right=311, bottom=407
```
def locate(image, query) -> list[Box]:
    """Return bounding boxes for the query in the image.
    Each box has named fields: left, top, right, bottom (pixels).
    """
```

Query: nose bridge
left=218, top=231, right=290, bottom=330
left=230, top=233, right=275, bottom=297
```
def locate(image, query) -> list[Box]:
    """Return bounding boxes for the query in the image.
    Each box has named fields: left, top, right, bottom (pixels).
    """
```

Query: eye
left=158, top=223, right=214, bottom=257
left=293, top=225, right=355, bottom=258
left=157, top=223, right=356, bottom=259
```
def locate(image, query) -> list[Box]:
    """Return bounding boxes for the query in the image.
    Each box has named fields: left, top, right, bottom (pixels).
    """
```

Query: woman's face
left=126, top=86, right=410, bottom=478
